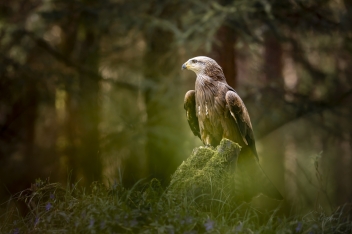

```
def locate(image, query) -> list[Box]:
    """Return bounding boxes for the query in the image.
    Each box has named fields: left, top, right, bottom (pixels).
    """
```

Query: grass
left=1, top=178, right=352, bottom=234
left=1, top=140, right=351, bottom=233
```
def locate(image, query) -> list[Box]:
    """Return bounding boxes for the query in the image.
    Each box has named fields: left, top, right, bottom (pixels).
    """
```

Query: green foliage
left=1, top=172, right=352, bottom=233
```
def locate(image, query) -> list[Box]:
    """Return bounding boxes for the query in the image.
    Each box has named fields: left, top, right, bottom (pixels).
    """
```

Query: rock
left=167, top=138, right=241, bottom=205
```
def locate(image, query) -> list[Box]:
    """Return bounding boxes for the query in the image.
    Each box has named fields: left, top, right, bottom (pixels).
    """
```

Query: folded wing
left=225, top=90, right=258, bottom=158
left=225, top=90, right=283, bottom=200
left=184, top=90, right=200, bottom=139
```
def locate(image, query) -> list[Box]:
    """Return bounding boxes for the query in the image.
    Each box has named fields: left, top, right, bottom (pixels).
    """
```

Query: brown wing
left=184, top=90, right=201, bottom=139
left=225, top=90, right=283, bottom=200
left=225, top=90, right=258, bottom=159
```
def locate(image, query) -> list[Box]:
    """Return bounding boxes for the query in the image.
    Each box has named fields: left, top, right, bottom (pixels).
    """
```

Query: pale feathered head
left=182, top=56, right=226, bottom=81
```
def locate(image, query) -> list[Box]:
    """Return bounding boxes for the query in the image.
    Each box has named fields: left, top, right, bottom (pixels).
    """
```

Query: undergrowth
left=1, top=178, right=352, bottom=234
left=1, top=140, right=351, bottom=233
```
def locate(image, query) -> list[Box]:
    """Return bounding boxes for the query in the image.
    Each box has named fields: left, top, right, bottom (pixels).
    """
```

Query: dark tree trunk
left=60, top=6, right=80, bottom=183
left=79, top=32, right=102, bottom=183
left=336, top=0, right=352, bottom=207
left=60, top=3, right=102, bottom=185
left=143, top=27, right=180, bottom=185
left=23, top=82, right=38, bottom=178
left=261, top=31, right=286, bottom=202
left=263, top=32, right=284, bottom=90
left=2, top=67, right=40, bottom=215
left=76, top=25, right=102, bottom=185
left=211, top=25, right=237, bottom=89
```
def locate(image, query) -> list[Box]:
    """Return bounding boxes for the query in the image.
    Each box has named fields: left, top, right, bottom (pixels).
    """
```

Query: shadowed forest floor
left=1, top=140, right=352, bottom=233
left=1, top=178, right=351, bottom=234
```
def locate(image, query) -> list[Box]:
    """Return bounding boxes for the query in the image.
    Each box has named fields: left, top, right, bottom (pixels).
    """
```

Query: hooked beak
left=181, top=63, right=187, bottom=70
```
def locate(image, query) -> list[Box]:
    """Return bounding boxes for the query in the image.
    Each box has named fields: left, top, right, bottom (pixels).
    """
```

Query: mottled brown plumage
left=182, top=56, right=282, bottom=201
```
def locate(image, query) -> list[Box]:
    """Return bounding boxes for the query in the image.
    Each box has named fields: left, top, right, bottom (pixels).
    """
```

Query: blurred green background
left=1, top=0, right=352, bottom=215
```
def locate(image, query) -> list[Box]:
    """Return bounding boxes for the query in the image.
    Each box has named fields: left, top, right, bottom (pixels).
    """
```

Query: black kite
left=182, top=56, right=282, bottom=201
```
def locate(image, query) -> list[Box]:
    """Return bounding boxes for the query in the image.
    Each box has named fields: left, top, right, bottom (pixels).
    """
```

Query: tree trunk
left=263, top=32, right=284, bottom=90
left=60, top=4, right=102, bottom=185
left=60, top=6, right=79, bottom=183
left=262, top=31, right=287, bottom=201
left=76, top=24, right=102, bottom=185
left=143, top=27, right=180, bottom=185
left=211, top=25, right=237, bottom=89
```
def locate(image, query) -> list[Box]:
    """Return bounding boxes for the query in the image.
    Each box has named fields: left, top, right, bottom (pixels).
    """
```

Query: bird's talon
left=205, top=144, right=214, bottom=149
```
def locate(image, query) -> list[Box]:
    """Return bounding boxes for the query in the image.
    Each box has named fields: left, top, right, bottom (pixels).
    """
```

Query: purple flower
left=296, top=222, right=303, bottom=232
left=100, top=221, right=106, bottom=229
left=168, top=227, right=175, bottom=234
left=185, top=216, right=193, bottom=224
left=181, top=216, right=193, bottom=225
left=34, top=217, right=39, bottom=226
left=235, top=223, right=243, bottom=232
left=89, top=218, right=95, bottom=228
left=204, top=219, right=215, bottom=231
left=50, top=193, right=55, bottom=200
left=13, top=228, right=19, bottom=234
left=46, top=202, right=52, bottom=211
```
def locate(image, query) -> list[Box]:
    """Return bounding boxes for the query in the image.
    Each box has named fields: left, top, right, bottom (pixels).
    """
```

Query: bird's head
left=181, top=56, right=225, bottom=81
left=181, top=56, right=217, bottom=75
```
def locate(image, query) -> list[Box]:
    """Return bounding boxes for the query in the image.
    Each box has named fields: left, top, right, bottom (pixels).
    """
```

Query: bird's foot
left=205, top=144, right=215, bottom=150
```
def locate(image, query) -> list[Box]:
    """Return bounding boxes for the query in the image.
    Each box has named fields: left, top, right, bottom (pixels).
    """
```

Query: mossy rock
left=167, top=138, right=241, bottom=204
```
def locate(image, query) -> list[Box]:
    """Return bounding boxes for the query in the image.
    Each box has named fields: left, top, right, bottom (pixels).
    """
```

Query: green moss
left=167, top=138, right=241, bottom=205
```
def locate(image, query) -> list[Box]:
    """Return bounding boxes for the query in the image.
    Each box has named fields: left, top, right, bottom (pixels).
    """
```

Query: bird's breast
left=197, top=101, right=210, bottom=117
left=195, top=83, right=225, bottom=127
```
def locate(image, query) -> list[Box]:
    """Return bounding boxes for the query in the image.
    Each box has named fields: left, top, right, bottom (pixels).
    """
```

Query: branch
left=23, top=30, right=139, bottom=92
left=253, top=88, right=352, bottom=140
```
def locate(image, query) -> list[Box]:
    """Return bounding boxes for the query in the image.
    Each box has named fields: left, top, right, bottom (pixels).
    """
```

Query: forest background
left=1, top=0, right=352, bottom=217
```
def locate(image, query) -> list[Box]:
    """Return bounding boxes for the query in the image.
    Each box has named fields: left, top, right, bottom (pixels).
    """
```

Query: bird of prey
left=182, top=56, right=282, bottom=201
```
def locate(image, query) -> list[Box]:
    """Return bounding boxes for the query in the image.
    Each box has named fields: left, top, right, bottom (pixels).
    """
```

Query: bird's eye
left=191, top=59, right=197, bottom=63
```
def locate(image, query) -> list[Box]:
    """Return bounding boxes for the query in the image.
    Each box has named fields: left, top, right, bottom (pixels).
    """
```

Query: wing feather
left=184, top=90, right=201, bottom=139
left=225, top=90, right=258, bottom=159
